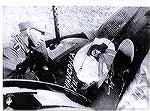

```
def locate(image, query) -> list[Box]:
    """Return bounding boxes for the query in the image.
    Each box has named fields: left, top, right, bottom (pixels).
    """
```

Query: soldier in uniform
left=3, top=17, right=51, bottom=80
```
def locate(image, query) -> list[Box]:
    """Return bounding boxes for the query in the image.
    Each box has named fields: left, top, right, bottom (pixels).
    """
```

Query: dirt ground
left=3, top=6, right=119, bottom=42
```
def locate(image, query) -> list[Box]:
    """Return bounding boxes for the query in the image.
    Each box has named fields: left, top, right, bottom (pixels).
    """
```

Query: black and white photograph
left=2, top=1, right=150, bottom=110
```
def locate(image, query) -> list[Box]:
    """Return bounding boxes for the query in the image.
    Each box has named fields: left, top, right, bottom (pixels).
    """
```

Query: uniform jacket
left=3, top=34, right=30, bottom=79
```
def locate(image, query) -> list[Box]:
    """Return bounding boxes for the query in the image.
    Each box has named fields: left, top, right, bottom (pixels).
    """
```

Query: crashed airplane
left=3, top=6, right=150, bottom=110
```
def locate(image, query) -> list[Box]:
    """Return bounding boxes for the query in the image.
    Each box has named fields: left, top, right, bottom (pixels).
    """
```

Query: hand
left=28, top=28, right=48, bottom=57
left=28, top=28, right=46, bottom=47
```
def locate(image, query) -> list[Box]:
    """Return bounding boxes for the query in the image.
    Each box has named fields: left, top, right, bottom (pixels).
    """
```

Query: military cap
left=18, top=17, right=49, bottom=33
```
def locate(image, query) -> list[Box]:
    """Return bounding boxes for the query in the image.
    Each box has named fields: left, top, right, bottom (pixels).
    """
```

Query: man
left=3, top=17, right=52, bottom=80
